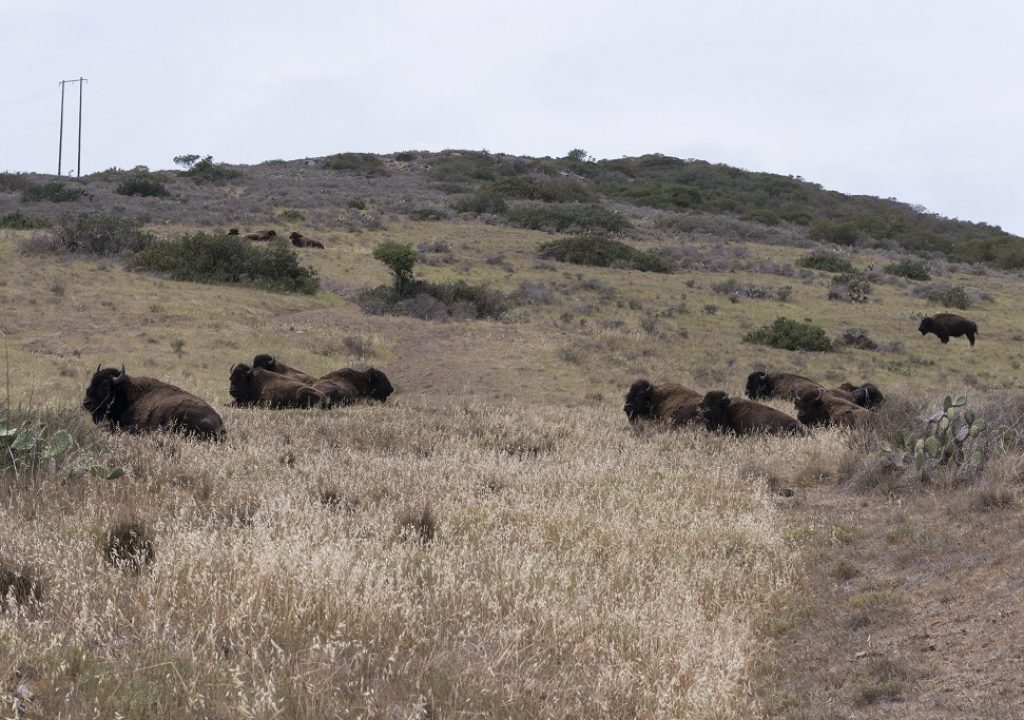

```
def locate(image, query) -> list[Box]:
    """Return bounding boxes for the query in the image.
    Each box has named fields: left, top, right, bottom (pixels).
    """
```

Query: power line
left=57, top=77, right=86, bottom=177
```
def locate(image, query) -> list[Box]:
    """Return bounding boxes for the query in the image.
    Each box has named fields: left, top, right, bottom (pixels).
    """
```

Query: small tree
left=565, top=148, right=593, bottom=163
left=173, top=154, right=201, bottom=171
left=373, top=242, right=417, bottom=295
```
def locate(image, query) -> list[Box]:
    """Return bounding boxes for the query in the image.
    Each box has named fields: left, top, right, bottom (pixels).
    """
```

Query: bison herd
left=624, top=370, right=886, bottom=436
left=83, top=356, right=393, bottom=439
left=226, top=228, right=326, bottom=249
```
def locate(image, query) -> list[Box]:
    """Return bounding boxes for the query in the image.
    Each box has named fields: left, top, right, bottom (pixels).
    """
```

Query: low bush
left=394, top=150, right=418, bottom=162
left=743, top=317, right=832, bottom=352
left=182, top=156, right=241, bottom=183
left=835, top=328, right=878, bottom=351
left=883, top=259, right=930, bottom=281
left=134, top=233, right=318, bottom=294
left=808, top=220, right=859, bottom=246
left=505, top=204, right=631, bottom=233
left=408, top=206, right=448, bottom=221
left=828, top=271, right=873, bottom=303
left=0, top=173, right=33, bottom=193
left=278, top=209, right=305, bottom=222
left=45, top=213, right=154, bottom=256
left=490, top=176, right=594, bottom=203
left=358, top=280, right=510, bottom=321
left=327, top=153, right=388, bottom=176
left=538, top=232, right=670, bottom=273
left=796, top=252, right=854, bottom=273
left=610, top=183, right=702, bottom=210
left=451, top=191, right=507, bottom=215
left=0, top=212, right=49, bottom=229
left=912, top=283, right=973, bottom=309
left=21, top=181, right=86, bottom=202
left=428, top=152, right=501, bottom=182
left=711, top=278, right=785, bottom=300
left=115, top=171, right=169, bottom=198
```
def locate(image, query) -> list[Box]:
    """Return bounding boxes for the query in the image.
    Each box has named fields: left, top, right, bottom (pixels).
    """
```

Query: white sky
left=2, top=1, right=1022, bottom=234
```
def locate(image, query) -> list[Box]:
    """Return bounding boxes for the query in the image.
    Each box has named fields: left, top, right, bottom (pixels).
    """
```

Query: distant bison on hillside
left=82, top=366, right=225, bottom=439
left=745, top=371, right=823, bottom=402
left=698, top=391, right=806, bottom=436
left=623, top=379, right=703, bottom=425
left=919, top=313, right=977, bottom=346
left=289, top=232, right=324, bottom=249
left=244, top=229, right=277, bottom=241
left=229, top=364, right=327, bottom=409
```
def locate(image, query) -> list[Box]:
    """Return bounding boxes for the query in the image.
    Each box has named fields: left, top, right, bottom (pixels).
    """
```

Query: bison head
left=623, top=379, right=655, bottom=422
left=83, top=365, right=128, bottom=425
left=289, top=232, right=301, bottom=240
left=365, top=368, right=394, bottom=402
left=227, top=228, right=239, bottom=236
left=745, top=371, right=770, bottom=399
left=229, top=364, right=257, bottom=405
left=698, top=391, right=731, bottom=432
left=918, top=317, right=932, bottom=335
left=252, top=354, right=277, bottom=372
left=794, top=388, right=826, bottom=418
left=854, top=383, right=884, bottom=408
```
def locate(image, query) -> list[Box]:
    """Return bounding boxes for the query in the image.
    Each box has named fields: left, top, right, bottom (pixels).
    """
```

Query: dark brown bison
left=698, top=391, right=806, bottom=436
left=244, top=229, right=277, bottom=241
left=289, top=232, right=324, bottom=249
left=228, top=364, right=327, bottom=409
left=227, top=228, right=240, bottom=236
left=794, top=388, right=871, bottom=427
left=251, top=355, right=361, bottom=407
left=320, top=367, right=394, bottom=402
left=251, top=354, right=317, bottom=384
left=919, top=313, right=977, bottom=346
left=82, top=366, right=225, bottom=439
left=745, top=371, right=823, bottom=402
left=837, top=382, right=885, bottom=408
left=623, top=379, right=703, bottom=425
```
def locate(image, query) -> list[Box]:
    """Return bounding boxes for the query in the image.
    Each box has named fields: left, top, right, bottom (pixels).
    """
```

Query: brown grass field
left=1, top=198, right=1023, bottom=718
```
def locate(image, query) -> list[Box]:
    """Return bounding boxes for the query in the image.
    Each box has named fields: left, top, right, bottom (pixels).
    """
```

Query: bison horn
left=95, top=363, right=101, bottom=373
left=112, top=365, right=127, bottom=385
left=814, top=388, right=823, bottom=401
left=230, top=364, right=237, bottom=375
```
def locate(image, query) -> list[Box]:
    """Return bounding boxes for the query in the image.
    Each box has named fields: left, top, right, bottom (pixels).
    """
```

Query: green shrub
left=278, top=209, right=306, bottom=222
left=372, top=241, right=417, bottom=294
left=327, top=153, right=388, bottom=176
left=0, top=212, right=49, bottom=229
left=915, top=284, right=972, bottom=309
left=115, top=172, right=169, bottom=198
left=135, top=233, right=318, bottom=294
left=883, top=259, right=930, bottom=281
left=490, top=176, right=594, bottom=203
left=612, top=183, right=702, bottom=210
left=828, top=271, right=873, bottom=303
left=505, top=204, right=631, bottom=233
left=808, top=220, right=859, bottom=246
left=451, top=190, right=507, bottom=215
left=428, top=152, right=500, bottom=182
left=538, top=232, right=670, bottom=273
left=182, top=156, right=241, bottom=183
left=346, top=197, right=367, bottom=209
left=357, top=280, right=511, bottom=321
left=796, top=252, right=854, bottom=273
left=0, top=173, right=33, bottom=193
left=409, top=206, right=448, bottom=221
left=51, top=213, right=153, bottom=255
left=743, top=317, right=832, bottom=352
left=394, top=151, right=418, bottom=162
left=21, top=182, right=86, bottom=202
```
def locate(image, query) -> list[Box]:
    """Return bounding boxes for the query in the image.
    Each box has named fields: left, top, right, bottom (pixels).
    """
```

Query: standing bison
left=919, top=313, right=977, bottom=346
left=623, top=379, right=703, bottom=425
left=698, top=391, right=806, bottom=436
left=794, top=388, right=871, bottom=427
left=82, top=366, right=225, bottom=439
left=746, top=370, right=823, bottom=401
left=229, top=364, right=327, bottom=409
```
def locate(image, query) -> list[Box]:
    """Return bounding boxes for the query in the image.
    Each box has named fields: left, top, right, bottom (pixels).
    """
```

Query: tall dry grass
left=0, top=399, right=851, bottom=718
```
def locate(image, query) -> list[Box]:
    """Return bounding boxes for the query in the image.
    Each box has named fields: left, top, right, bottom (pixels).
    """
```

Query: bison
left=320, top=367, right=394, bottom=403
left=698, top=391, right=806, bottom=436
left=228, top=364, right=327, bottom=409
left=919, top=313, right=977, bottom=346
left=244, top=229, right=277, bottom=241
left=251, top=354, right=365, bottom=407
left=745, top=370, right=823, bottom=402
left=252, top=354, right=317, bottom=384
left=794, top=388, right=871, bottom=427
left=837, top=382, right=885, bottom=408
left=227, top=228, right=240, bottom=236
left=289, top=232, right=324, bottom=249
left=623, top=379, right=703, bottom=425
left=82, top=366, right=225, bottom=439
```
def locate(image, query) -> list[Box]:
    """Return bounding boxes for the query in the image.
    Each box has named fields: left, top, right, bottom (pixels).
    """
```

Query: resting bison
left=229, top=364, right=327, bottom=409
left=227, top=228, right=240, bottom=236
left=919, top=313, right=977, bottom=346
left=251, top=354, right=363, bottom=407
left=837, top=382, right=885, bottom=408
left=794, top=388, right=871, bottom=427
left=320, top=367, right=394, bottom=402
left=746, top=371, right=823, bottom=401
left=289, top=232, right=324, bottom=249
left=698, top=391, right=806, bottom=436
left=252, top=354, right=317, bottom=384
left=244, top=229, right=277, bottom=241
left=82, top=366, right=225, bottom=439
left=623, top=379, right=703, bottom=425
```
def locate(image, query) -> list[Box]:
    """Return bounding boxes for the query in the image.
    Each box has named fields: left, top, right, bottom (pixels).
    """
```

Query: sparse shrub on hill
left=490, top=175, right=595, bottom=203
left=711, top=278, right=788, bottom=300
left=744, top=317, right=833, bottom=352
left=409, top=206, right=448, bottom=221
left=911, top=283, right=977, bottom=310
left=179, top=155, right=241, bottom=183
left=538, top=232, right=670, bottom=273
left=327, top=153, right=389, bottom=177
left=883, top=259, right=930, bottom=281
left=372, top=241, right=417, bottom=295
left=394, top=150, right=418, bottom=162
left=835, top=328, right=879, bottom=351
left=278, top=209, right=305, bottom=222
left=797, top=252, right=854, bottom=273
left=0, top=211, right=49, bottom=229
left=115, top=169, right=169, bottom=198
left=21, top=181, right=86, bottom=203
left=609, top=183, right=702, bottom=210
left=505, top=204, right=630, bottom=233
left=828, top=271, right=873, bottom=303
left=134, top=233, right=318, bottom=294
left=0, top=173, right=33, bottom=193
left=451, top=190, right=507, bottom=215
left=429, top=151, right=506, bottom=183
left=808, top=220, right=860, bottom=246
left=27, top=213, right=154, bottom=256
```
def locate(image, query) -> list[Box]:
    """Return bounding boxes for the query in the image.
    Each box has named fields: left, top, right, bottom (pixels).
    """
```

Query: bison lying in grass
left=244, top=229, right=277, bottom=241
left=745, top=371, right=823, bottom=402
left=623, top=379, right=703, bottom=425
left=794, top=388, right=871, bottom=427
left=919, top=313, right=977, bottom=346
left=253, top=355, right=394, bottom=404
left=837, top=382, right=885, bottom=408
left=289, top=232, right=324, bottom=249
left=229, top=364, right=327, bottom=409
left=82, top=366, right=225, bottom=439
left=698, top=391, right=806, bottom=436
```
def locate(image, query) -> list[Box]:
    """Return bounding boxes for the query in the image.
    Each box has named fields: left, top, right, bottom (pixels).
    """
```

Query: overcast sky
left=2, top=1, right=1022, bottom=234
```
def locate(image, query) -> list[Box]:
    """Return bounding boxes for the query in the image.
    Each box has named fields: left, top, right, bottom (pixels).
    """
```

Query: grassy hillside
left=2, top=151, right=1023, bottom=718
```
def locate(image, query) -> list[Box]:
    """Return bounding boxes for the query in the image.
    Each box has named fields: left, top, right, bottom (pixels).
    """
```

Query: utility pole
left=57, top=77, right=86, bottom=177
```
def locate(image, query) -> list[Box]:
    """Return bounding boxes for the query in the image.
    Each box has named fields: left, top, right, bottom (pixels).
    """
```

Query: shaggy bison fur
left=229, top=364, right=327, bottom=409
left=252, top=356, right=393, bottom=406
left=289, top=232, right=324, bottom=249
left=252, top=354, right=317, bottom=384
left=698, top=391, right=806, bottom=436
left=837, top=382, right=885, bottom=408
left=623, top=379, right=703, bottom=425
left=320, top=367, right=394, bottom=402
left=795, top=388, right=871, bottom=427
left=745, top=370, right=823, bottom=402
left=82, top=366, right=225, bottom=439
left=919, top=313, right=977, bottom=346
